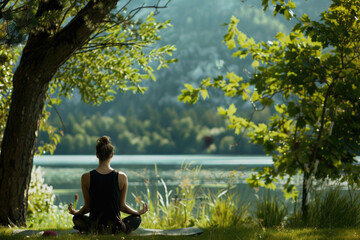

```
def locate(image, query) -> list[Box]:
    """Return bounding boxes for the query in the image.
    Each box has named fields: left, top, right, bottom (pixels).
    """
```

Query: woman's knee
left=73, top=214, right=85, bottom=224
left=72, top=214, right=91, bottom=231
left=134, top=215, right=141, bottom=224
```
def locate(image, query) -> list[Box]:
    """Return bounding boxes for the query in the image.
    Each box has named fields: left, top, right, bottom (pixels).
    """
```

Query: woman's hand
left=138, top=203, right=149, bottom=215
left=68, top=203, right=77, bottom=215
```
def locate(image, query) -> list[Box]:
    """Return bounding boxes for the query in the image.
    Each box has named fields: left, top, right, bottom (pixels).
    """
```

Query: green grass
left=2, top=226, right=360, bottom=240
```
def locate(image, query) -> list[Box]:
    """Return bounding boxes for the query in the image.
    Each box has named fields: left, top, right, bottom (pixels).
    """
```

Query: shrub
left=27, top=166, right=72, bottom=229
left=27, top=167, right=55, bottom=222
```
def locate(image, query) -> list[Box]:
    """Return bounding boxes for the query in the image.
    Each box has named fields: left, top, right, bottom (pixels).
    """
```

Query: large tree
left=180, top=0, right=360, bottom=220
left=0, top=0, right=175, bottom=226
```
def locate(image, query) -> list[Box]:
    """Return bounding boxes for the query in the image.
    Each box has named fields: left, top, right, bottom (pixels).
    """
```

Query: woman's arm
left=68, top=173, right=91, bottom=216
left=118, top=172, right=148, bottom=215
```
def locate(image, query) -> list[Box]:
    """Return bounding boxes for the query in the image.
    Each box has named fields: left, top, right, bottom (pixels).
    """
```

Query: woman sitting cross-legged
left=68, top=136, right=148, bottom=234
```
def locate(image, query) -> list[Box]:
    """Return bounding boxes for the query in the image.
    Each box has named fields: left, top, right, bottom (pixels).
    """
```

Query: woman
left=68, top=136, right=148, bottom=234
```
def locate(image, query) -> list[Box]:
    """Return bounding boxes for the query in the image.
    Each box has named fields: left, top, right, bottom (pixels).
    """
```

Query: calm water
left=33, top=155, right=293, bottom=207
left=33, top=155, right=273, bottom=167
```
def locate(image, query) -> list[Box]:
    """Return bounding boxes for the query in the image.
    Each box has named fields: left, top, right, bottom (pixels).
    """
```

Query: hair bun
left=98, top=136, right=111, bottom=145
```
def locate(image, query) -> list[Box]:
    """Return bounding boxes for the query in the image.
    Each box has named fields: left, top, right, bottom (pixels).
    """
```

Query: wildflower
left=75, top=193, right=79, bottom=202
left=74, top=193, right=79, bottom=210
left=135, top=195, right=142, bottom=204
left=42, top=231, right=57, bottom=237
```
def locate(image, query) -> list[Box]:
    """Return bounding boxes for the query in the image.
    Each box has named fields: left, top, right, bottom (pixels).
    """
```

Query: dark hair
left=96, top=136, right=114, bottom=161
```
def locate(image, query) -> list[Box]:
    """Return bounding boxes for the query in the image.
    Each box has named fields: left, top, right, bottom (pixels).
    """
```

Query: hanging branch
left=78, top=0, right=171, bottom=53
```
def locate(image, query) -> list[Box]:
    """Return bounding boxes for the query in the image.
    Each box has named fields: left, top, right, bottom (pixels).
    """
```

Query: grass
left=2, top=226, right=360, bottom=240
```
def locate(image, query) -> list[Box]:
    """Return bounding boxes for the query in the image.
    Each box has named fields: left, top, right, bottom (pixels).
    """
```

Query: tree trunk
left=301, top=170, right=310, bottom=222
left=0, top=0, right=119, bottom=226
left=0, top=61, right=49, bottom=226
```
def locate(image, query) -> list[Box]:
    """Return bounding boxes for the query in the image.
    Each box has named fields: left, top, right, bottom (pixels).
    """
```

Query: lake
left=33, top=155, right=299, bottom=207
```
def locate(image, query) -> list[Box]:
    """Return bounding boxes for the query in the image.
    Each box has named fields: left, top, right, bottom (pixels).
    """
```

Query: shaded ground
left=2, top=227, right=360, bottom=240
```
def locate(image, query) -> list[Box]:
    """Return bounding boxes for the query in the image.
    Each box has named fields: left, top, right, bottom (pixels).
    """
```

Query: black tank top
left=89, top=170, right=121, bottom=225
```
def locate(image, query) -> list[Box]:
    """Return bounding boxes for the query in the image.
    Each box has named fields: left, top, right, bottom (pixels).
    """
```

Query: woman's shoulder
left=115, top=171, right=127, bottom=184
left=82, top=172, right=91, bottom=178
left=81, top=172, right=91, bottom=186
left=116, top=171, right=127, bottom=190
left=116, top=171, right=127, bottom=179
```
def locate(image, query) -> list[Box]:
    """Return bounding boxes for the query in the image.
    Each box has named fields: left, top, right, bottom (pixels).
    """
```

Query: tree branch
left=0, top=0, right=10, bottom=15
left=56, top=1, right=77, bottom=34
left=79, top=0, right=171, bottom=54
left=128, top=0, right=170, bottom=17
left=309, top=82, right=334, bottom=166
left=74, top=42, right=143, bottom=54
left=33, top=0, right=119, bottom=76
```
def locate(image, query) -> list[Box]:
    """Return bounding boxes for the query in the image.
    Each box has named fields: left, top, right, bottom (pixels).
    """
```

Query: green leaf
left=233, top=50, right=248, bottom=59
left=184, top=84, right=194, bottom=91
left=252, top=60, right=260, bottom=68
left=217, top=107, right=226, bottom=115
left=251, top=91, right=260, bottom=102
left=200, top=89, right=209, bottom=100
left=288, top=1, right=296, bottom=9
left=226, top=39, right=236, bottom=49
left=262, top=0, right=269, bottom=11
left=265, top=182, right=276, bottom=190
left=283, top=184, right=298, bottom=200
left=246, top=174, right=265, bottom=188
left=228, top=104, right=237, bottom=116
left=275, top=32, right=285, bottom=40
left=275, top=104, right=285, bottom=114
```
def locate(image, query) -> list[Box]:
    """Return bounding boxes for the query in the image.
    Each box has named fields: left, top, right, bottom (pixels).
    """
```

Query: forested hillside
left=41, top=0, right=330, bottom=155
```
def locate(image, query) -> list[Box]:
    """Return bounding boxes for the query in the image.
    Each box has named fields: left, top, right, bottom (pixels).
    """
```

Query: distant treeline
left=41, top=104, right=267, bottom=155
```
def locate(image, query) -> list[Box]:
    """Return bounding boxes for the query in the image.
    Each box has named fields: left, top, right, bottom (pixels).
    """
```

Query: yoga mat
left=12, top=229, right=78, bottom=236
left=131, top=227, right=203, bottom=236
left=13, top=227, right=203, bottom=236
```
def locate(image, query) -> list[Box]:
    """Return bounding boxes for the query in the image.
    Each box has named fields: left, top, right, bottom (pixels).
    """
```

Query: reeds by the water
left=254, top=191, right=287, bottom=228
left=135, top=163, right=251, bottom=229
left=288, top=185, right=360, bottom=228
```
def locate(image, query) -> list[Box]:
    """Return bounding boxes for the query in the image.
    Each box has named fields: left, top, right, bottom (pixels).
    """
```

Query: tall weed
left=206, top=189, right=250, bottom=228
left=254, top=191, right=287, bottom=228
left=304, top=185, right=360, bottom=228
left=287, top=183, right=360, bottom=228
left=138, top=163, right=200, bottom=229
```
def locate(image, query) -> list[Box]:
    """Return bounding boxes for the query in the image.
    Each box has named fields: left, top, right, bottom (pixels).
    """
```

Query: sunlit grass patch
left=266, top=228, right=360, bottom=240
